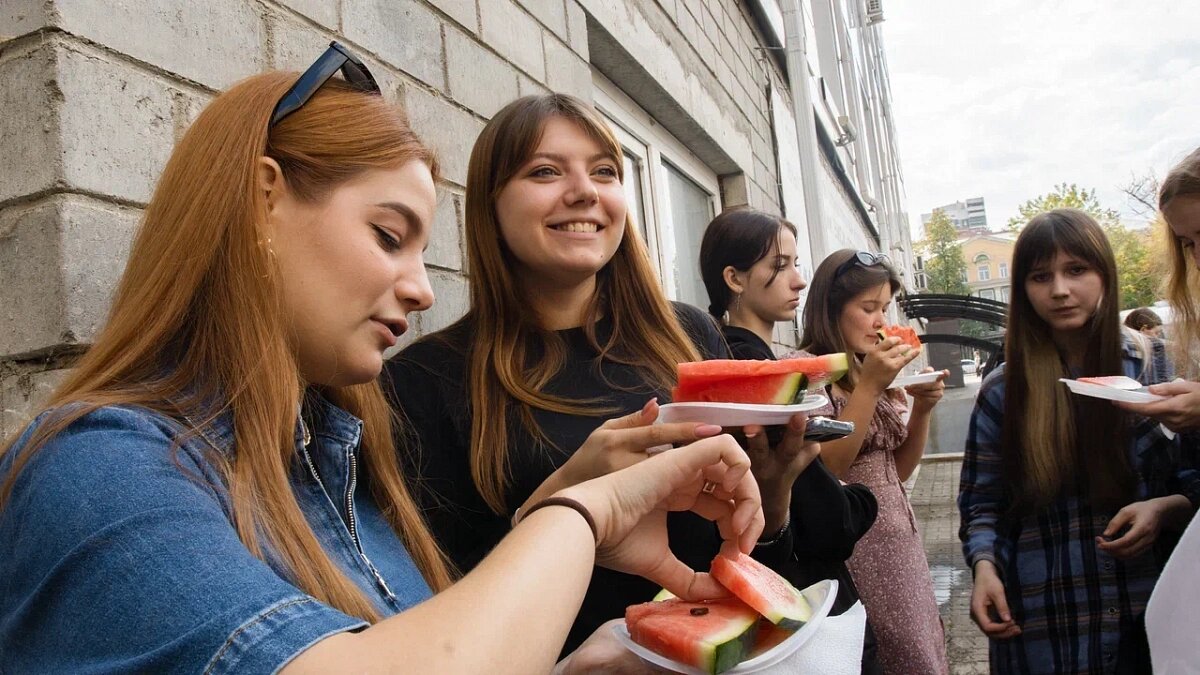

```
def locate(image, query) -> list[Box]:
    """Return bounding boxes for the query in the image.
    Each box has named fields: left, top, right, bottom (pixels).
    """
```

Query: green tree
left=1104, top=222, right=1152, bottom=309
left=919, top=209, right=970, bottom=295
left=1007, top=183, right=1122, bottom=231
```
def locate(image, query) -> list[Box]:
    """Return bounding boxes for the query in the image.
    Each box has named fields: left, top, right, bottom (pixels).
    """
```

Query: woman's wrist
left=518, top=496, right=599, bottom=543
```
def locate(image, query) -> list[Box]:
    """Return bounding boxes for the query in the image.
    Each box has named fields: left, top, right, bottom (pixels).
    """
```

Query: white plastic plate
left=888, top=372, right=944, bottom=389
left=1060, top=378, right=1165, bottom=403
left=612, top=579, right=839, bottom=675
left=657, top=394, right=830, bottom=427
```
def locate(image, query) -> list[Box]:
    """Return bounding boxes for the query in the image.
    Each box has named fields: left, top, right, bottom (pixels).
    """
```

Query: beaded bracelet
left=756, top=512, right=791, bottom=547
left=517, top=497, right=599, bottom=543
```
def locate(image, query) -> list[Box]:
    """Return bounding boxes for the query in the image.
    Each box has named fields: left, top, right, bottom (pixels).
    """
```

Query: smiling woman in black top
left=383, top=95, right=818, bottom=668
left=700, top=207, right=882, bottom=673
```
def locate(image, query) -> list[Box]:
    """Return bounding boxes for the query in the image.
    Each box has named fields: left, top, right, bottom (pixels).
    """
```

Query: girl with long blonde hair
left=959, top=208, right=1196, bottom=673
left=385, top=94, right=811, bottom=656
left=1120, top=146, right=1200, bottom=429
left=0, top=46, right=765, bottom=673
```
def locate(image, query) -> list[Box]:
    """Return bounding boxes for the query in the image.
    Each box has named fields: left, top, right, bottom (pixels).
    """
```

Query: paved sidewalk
left=911, top=456, right=990, bottom=674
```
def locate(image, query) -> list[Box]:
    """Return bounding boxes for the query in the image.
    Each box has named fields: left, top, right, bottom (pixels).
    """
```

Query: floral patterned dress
left=831, top=390, right=949, bottom=675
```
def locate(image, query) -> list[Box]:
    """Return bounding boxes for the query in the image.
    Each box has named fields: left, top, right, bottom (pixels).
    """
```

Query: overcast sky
left=882, top=1, right=1200, bottom=238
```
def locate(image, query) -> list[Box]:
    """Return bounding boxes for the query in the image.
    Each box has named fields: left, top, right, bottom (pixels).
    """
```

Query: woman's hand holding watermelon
left=740, top=412, right=821, bottom=534
left=516, top=399, right=726, bottom=523
left=859, top=336, right=919, bottom=394
left=558, top=433, right=765, bottom=600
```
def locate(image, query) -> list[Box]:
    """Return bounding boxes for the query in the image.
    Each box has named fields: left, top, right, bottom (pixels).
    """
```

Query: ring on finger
left=701, top=480, right=717, bottom=494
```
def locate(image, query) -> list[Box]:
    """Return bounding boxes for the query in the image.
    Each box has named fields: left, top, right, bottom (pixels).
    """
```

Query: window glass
left=621, top=151, right=648, bottom=238
left=998, top=261, right=1008, bottom=279
left=977, top=264, right=990, bottom=281
left=663, top=161, right=715, bottom=307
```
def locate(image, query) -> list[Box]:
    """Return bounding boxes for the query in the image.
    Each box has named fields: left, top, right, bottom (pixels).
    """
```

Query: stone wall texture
left=1, top=0, right=899, bottom=438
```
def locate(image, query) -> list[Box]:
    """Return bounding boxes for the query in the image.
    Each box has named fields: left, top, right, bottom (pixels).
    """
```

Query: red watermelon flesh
left=710, top=552, right=813, bottom=630
left=877, top=325, right=921, bottom=350
left=1078, top=375, right=1143, bottom=390
left=626, top=597, right=760, bottom=674
left=672, top=355, right=849, bottom=404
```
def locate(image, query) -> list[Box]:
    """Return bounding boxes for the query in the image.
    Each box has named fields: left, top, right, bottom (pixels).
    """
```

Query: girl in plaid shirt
left=959, top=209, right=1200, bottom=674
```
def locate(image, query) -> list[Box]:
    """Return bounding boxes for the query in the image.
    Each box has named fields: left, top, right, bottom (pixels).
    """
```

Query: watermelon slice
left=672, top=355, right=849, bottom=404
left=710, top=552, right=813, bottom=630
left=625, top=597, right=760, bottom=674
left=749, top=617, right=795, bottom=657
left=877, top=325, right=921, bottom=350
left=1078, top=375, right=1143, bottom=390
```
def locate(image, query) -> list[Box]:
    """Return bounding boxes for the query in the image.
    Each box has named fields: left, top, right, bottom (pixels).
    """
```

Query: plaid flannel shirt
left=959, top=335, right=1200, bottom=674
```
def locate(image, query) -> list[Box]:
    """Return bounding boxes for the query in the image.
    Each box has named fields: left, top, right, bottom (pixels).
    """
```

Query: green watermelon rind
left=764, top=590, right=813, bottom=631
left=628, top=599, right=760, bottom=675
left=778, top=373, right=807, bottom=404
left=711, top=554, right=815, bottom=631
left=801, top=352, right=848, bottom=390
left=713, top=624, right=758, bottom=674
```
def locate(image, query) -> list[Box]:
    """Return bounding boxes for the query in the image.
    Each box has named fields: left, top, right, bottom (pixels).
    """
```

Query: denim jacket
left=0, top=394, right=432, bottom=673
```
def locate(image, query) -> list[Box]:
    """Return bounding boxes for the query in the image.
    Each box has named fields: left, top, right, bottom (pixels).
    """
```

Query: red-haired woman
left=0, top=45, right=762, bottom=673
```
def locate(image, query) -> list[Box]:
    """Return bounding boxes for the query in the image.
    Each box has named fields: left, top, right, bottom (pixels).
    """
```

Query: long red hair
left=1, top=72, right=452, bottom=620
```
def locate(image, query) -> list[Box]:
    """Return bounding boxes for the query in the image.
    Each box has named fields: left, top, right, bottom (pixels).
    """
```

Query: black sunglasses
left=270, top=41, right=381, bottom=127
left=832, top=250, right=891, bottom=278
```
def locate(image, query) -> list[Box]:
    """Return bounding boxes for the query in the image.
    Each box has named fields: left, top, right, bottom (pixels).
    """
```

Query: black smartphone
left=802, top=417, right=855, bottom=442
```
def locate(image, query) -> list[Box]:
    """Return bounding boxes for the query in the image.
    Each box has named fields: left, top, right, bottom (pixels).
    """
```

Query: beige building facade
left=960, top=233, right=1016, bottom=302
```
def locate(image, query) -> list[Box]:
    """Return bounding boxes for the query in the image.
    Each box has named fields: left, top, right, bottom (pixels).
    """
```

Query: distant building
left=921, top=197, right=988, bottom=234
left=912, top=232, right=1015, bottom=302
left=961, top=233, right=1016, bottom=302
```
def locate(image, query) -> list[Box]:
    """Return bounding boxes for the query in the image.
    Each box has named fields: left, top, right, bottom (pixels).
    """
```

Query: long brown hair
left=0, top=73, right=452, bottom=620
left=799, top=248, right=901, bottom=392
left=1160, top=146, right=1200, bottom=375
left=1002, top=208, right=1132, bottom=513
left=453, top=94, right=700, bottom=513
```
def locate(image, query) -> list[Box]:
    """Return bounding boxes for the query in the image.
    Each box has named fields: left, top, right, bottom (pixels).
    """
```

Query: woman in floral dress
left=794, top=248, right=950, bottom=674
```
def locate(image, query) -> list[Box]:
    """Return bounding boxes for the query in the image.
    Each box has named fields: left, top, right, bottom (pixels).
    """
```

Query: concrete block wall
left=0, top=0, right=791, bottom=438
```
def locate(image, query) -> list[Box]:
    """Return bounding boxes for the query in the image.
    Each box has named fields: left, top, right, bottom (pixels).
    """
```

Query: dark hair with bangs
left=799, top=248, right=901, bottom=392
left=699, top=208, right=799, bottom=320
left=1002, top=208, right=1133, bottom=513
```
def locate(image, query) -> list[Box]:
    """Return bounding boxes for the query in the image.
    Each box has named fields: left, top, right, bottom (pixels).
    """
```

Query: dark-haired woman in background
left=699, top=207, right=882, bottom=673
left=1124, top=307, right=1164, bottom=339
left=959, top=209, right=1197, bottom=673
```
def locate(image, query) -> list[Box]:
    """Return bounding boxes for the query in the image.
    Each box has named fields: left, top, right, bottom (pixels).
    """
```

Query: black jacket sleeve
left=789, top=458, right=878, bottom=560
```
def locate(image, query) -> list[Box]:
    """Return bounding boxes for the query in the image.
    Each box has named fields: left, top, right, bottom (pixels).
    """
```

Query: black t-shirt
left=721, top=325, right=777, bottom=361
left=383, top=302, right=798, bottom=654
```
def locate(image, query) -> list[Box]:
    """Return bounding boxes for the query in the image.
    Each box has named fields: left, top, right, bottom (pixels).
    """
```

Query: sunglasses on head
left=832, top=250, right=891, bottom=278
left=270, top=41, right=381, bottom=127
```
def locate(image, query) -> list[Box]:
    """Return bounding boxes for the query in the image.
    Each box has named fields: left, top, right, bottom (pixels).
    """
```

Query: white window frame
left=592, top=72, right=722, bottom=302
left=977, top=264, right=990, bottom=281
left=998, top=261, right=1008, bottom=279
